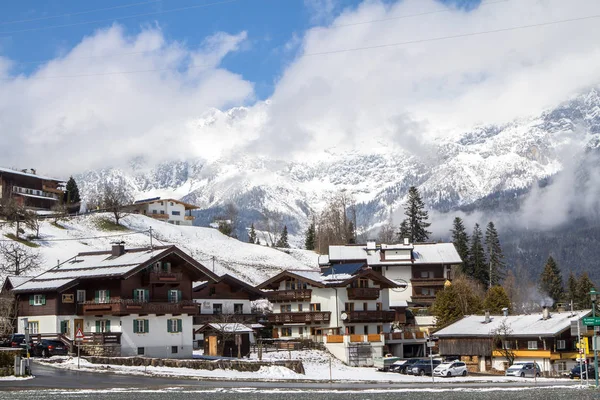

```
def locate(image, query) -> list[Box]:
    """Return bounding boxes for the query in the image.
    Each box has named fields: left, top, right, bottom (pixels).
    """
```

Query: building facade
left=129, top=197, right=198, bottom=226
left=0, top=167, right=65, bottom=211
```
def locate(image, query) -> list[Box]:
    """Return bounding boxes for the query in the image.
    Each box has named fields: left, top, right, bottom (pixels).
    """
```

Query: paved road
left=0, top=361, right=582, bottom=391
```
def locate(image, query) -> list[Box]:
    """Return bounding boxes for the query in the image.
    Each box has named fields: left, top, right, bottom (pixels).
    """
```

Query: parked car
left=34, top=339, right=69, bottom=358
left=8, top=334, right=34, bottom=350
left=388, top=360, right=407, bottom=373
left=569, top=364, right=595, bottom=380
left=505, top=362, right=541, bottom=378
left=397, top=358, right=423, bottom=374
left=433, top=360, right=468, bottom=377
left=0, top=336, right=11, bottom=347
left=411, top=359, right=442, bottom=376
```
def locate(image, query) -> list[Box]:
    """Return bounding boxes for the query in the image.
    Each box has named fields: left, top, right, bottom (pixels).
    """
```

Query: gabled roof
left=1, top=275, right=33, bottom=293
left=257, top=269, right=325, bottom=290
left=193, top=274, right=265, bottom=300
left=12, top=245, right=218, bottom=293
left=0, top=167, right=65, bottom=183
left=434, top=310, right=592, bottom=338
left=325, top=242, right=462, bottom=266
left=197, top=323, right=254, bottom=333
left=257, top=267, right=401, bottom=290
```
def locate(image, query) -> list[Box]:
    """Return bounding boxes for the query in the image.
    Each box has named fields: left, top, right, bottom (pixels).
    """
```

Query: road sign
left=583, top=317, right=600, bottom=326
left=75, top=328, right=84, bottom=341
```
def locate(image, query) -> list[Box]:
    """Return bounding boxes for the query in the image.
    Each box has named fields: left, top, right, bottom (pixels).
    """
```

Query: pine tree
left=346, top=221, right=356, bottom=244
left=65, top=176, right=81, bottom=204
left=432, top=276, right=482, bottom=328
left=576, top=272, right=596, bottom=309
left=248, top=223, right=257, bottom=244
left=451, top=217, right=470, bottom=273
left=276, top=225, right=290, bottom=248
left=305, top=221, right=316, bottom=250
left=398, top=186, right=431, bottom=243
left=469, top=223, right=488, bottom=286
left=484, top=221, right=505, bottom=288
left=539, top=256, right=563, bottom=305
left=566, top=272, right=578, bottom=304
left=483, top=286, right=511, bottom=314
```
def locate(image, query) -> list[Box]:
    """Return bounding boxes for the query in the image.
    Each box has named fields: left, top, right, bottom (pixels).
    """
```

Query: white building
left=129, top=197, right=199, bottom=226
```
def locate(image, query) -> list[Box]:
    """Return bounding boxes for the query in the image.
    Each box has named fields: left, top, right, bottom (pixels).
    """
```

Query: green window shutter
left=133, top=320, right=138, bottom=334
left=95, top=321, right=101, bottom=332
left=167, top=320, right=172, bottom=333
left=143, top=319, right=149, bottom=333
left=60, top=321, right=66, bottom=334
left=29, top=295, right=34, bottom=306
left=144, top=289, right=150, bottom=302
left=177, top=319, right=182, bottom=333
left=106, top=320, right=111, bottom=332
left=41, top=295, right=46, bottom=305
left=95, top=291, right=99, bottom=303
left=177, top=290, right=182, bottom=302
left=133, top=289, right=137, bottom=300
left=106, top=290, right=110, bottom=302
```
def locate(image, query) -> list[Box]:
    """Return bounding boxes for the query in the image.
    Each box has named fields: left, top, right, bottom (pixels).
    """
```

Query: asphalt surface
left=0, top=361, right=583, bottom=391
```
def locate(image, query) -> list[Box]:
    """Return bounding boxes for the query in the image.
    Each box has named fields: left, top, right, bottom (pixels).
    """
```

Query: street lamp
left=591, top=289, right=599, bottom=388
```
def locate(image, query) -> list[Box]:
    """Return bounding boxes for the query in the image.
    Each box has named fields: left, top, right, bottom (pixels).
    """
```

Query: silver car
left=505, top=362, right=541, bottom=378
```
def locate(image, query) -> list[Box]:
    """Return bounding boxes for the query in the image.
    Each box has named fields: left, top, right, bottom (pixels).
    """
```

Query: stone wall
left=84, top=356, right=305, bottom=374
left=78, top=344, right=121, bottom=358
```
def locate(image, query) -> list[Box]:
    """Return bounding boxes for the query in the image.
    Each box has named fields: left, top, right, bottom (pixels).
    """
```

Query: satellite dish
left=340, top=312, right=348, bottom=321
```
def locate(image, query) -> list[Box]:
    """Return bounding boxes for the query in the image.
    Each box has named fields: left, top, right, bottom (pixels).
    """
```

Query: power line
left=0, top=0, right=242, bottom=36
left=0, top=0, right=163, bottom=26
left=0, top=229, right=151, bottom=242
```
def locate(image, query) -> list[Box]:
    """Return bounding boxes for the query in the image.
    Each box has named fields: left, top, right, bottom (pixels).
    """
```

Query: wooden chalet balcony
left=345, top=310, right=395, bottom=323
left=150, top=213, right=169, bottom=220
left=267, top=311, right=330, bottom=324
left=267, top=289, right=312, bottom=302
left=147, top=272, right=183, bottom=284
left=411, top=294, right=437, bottom=304
left=184, top=215, right=194, bottom=221
left=193, top=313, right=258, bottom=325
left=410, top=278, right=447, bottom=288
left=82, top=300, right=199, bottom=316
left=347, top=287, right=380, bottom=300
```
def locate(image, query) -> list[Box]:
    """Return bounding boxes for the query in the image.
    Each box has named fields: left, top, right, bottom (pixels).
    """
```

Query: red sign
left=75, top=328, right=84, bottom=340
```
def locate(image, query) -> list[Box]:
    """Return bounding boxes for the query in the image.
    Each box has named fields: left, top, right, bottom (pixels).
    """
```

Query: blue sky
left=0, top=0, right=481, bottom=99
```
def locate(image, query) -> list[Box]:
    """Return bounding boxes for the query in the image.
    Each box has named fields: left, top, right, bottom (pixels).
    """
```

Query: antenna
left=149, top=227, right=153, bottom=250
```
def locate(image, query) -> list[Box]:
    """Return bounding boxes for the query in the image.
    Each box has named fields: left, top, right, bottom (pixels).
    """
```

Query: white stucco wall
left=119, top=314, right=193, bottom=358
left=17, top=316, right=58, bottom=334
left=381, top=266, right=413, bottom=304
left=146, top=200, right=191, bottom=226
left=195, top=299, right=252, bottom=315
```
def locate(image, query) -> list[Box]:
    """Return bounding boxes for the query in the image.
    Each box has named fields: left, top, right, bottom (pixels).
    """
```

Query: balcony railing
left=267, top=289, right=312, bottom=302
left=411, top=294, right=437, bottom=304
left=150, top=213, right=169, bottom=220
left=12, top=185, right=60, bottom=200
left=184, top=215, right=194, bottom=221
left=410, top=278, right=447, bottom=288
left=267, top=311, right=331, bottom=324
left=345, top=310, right=395, bottom=323
left=147, top=272, right=183, bottom=284
left=82, top=300, right=199, bottom=316
left=347, top=287, right=380, bottom=300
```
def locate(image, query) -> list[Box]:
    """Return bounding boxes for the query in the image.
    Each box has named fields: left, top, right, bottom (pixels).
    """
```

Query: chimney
left=366, top=241, right=376, bottom=250
left=403, top=237, right=410, bottom=245
left=502, top=307, right=508, bottom=317
left=484, top=310, right=491, bottom=324
left=542, top=306, right=550, bottom=320
left=111, top=242, right=125, bottom=257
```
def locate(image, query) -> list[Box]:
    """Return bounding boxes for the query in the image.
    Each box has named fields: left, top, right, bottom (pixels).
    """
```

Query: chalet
left=0, top=167, right=65, bottom=211
left=1, top=276, right=33, bottom=293
left=433, top=309, right=592, bottom=375
left=129, top=197, right=198, bottom=226
left=10, top=244, right=218, bottom=358
left=321, top=240, right=462, bottom=307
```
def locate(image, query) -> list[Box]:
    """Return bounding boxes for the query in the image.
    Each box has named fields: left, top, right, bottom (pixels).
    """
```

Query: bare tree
left=214, top=203, right=239, bottom=238
left=0, top=242, right=42, bottom=276
left=0, top=198, right=35, bottom=239
left=25, top=213, right=42, bottom=239
left=211, top=313, right=249, bottom=358
left=492, top=319, right=516, bottom=367
left=0, top=293, right=18, bottom=337
left=257, top=208, right=283, bottom=247
left=316, top=191, right=356, bottom=253
left=100, top=183, right=134, bottom=225
left=50, top=202, right=68, bottom=224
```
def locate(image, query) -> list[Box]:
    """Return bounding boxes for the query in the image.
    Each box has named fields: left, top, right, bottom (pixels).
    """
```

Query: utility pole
left=590, top=289, right=599, bottom=388
left=149, top=227, right=153, bottom=250
left=574, top=300, right=583, bottom=388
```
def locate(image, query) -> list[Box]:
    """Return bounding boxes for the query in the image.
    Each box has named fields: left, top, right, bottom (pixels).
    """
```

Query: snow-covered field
left=40, top=349, right=569, bottom=384
left=0, top=375, right=34, bottom=381
left=0, top=213, right=320, bottom=286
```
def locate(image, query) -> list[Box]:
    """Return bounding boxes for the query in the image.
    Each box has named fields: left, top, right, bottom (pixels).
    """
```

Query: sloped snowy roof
left=203, top=323, right=254, bottom=333
left=412, top=243, right=462, bottom=265
left=326, top=243, right=462, bottom=266
left=434, top=310, right=591, bottom=338
left=14, top=278, right=76, bottom=292
left=0, top=166, right=64, bottom=182
left=4, top=276, right=33, bottom=289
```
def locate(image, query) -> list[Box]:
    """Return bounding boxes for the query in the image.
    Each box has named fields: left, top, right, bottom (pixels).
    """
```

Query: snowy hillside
left=0, top=214, right=320, bottom=286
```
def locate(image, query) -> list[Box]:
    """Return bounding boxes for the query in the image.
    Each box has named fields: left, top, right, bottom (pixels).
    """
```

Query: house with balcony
left=0, top=167, right=65, bottom=211
left=129, top=197, right=198, bottom=226
left=433, top=309, right=593, bottom=375
left=10, top=244, right=218, bottom=358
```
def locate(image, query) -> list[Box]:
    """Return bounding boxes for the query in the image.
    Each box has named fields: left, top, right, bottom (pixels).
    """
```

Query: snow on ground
left=41, top=350, right=570, bottom=384
left=0, top=213, right=320, bottom=286
left=0, top=375, right=34, bottom=381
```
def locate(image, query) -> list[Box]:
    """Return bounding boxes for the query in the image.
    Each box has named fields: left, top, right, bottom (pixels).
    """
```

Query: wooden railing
left=82, top=300, right=199, bottom=316
left=184, top=216, right=194, bottom=221
left=410, top=278, right=447, bottom=287
left=411, top=294, right=437, bottom=303
left=346, top=310, right=395, bottom=323
left=267, top=311, right=331, bottom=324
left=150, top=214, right=169, bottom=220
left=147, top=272, right=183, bottom=284
left=267, top=289, right=312, bottom=302
left=347, top=287, right=380, bottom=300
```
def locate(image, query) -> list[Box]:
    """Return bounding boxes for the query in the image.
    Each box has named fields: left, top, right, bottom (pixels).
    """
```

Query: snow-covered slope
left=75, top=87, right=600, bottom=235
left=0, top=214, right=320, bottom=286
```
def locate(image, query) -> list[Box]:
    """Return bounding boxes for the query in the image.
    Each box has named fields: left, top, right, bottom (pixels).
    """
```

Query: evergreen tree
left=305, top=221, right=316, bottom=250
left=576, top=272, right=596, bottom=309
left=276, top=225, right=290, bottom=248
left=398, top=186, right=431, bottom=243
left=539, top=256, right=563, bottom=305
left=451, top=217, right=470, bottom=273
left=432, top=276, right=482, bottom=328
left=484, top=221, right=505, bottom=288
left=248, top=223, right=257, bottom=244
left=65, top=176, right=81, bottom=204
left=469, top=223, right=488, bottom=286
left=347, top=221, right=356, bottom=244
left=483, top=286, right=511, bottom=314
left=566, top=272, right=578, bottom=304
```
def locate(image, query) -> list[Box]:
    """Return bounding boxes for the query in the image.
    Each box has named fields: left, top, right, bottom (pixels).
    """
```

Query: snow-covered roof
left=414, top=316, right=436, bottom=327
left=326, top=242, right=462, bottom=266
left=204, top=323, right=254, bottom=333
left=412, top=243, right=462, bottom=265
left=132, top=197, right=199, bottom=210
left=15, top=278, right=76, bottom=292
left=4, top=275, right=33, bottom=289
left=389, top=300, right=409, bottom=308
left=434, top=310, right=591, bottom=338
left=0, top=166, right=64, bottom=182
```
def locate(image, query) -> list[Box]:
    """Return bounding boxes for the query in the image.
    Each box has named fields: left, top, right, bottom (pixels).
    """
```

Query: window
left=376, top=302, right=382, bottom=311
left=134, top=289, right=149, bottom=302
left=138, top=347, right=145, bottom=355
left=363, top=325, right=369, bottom=335
left=167, top=318, right=182, bottom=333
left=310, top=303, right=321, bottom=311
left=27, top=321, right=39, bottom=334
left=77, top=290, right=86, bottom=303
left=281, top=327, right=292, bottom=337
left=213, top=304, right=223, bottom=314
left=420, top=271, right=431, bottom=278
left=234, top=304, right=244, bottom=314
left=421, top=288, right=435, bottom=296
left=297, top=304, right=303, bottom=312
left=376, top=325, right=383, bottom=334
left=363, top=302, right=368, bottom=311
left=503, top=340, right=512, bottom=349
left=298, top=327, right=304, bottom=336
left=133, top=319, right=149, bottom=334
left=95, top=290, right=110, bottom=304
left=557, top=340, right=566, bottom=350
left=346, top=326, right=355, bottom=335
left=528, top=341, right=538, bottom=350
left=209, top=287, right=216, bottom=296
left=30, top=294, right=46, bottom=306
left=152, top=210, right=157, bottom=214
left=556, top=361, right=567, bottom=374
left=60, top=320, right=70, bottom=335
left=160, top=210, right=165, bottom=214
left=162, top=262, right=172, bottom=273
left=280, top=304, right=291, bottom=313
left=96, top=320, right=111, bottom=333
left=172, top=211, right=180, bottom=216
left=344, top=303, right=355, bottom=312
left=168, top=289, right=181, bottom=303
left=171, top=346, right=178, bottom=354
left=170, top=202, right=174, bottom=206
left=357, top=278, right=368, bottom=288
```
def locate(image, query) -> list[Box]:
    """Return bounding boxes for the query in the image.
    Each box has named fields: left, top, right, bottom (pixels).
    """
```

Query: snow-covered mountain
left=76, top=87, right=600, bottom=236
